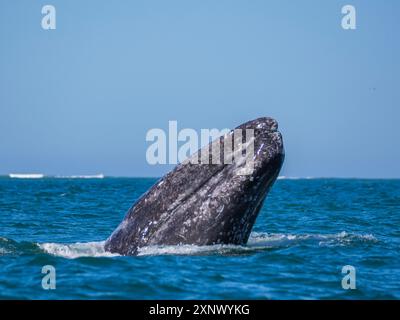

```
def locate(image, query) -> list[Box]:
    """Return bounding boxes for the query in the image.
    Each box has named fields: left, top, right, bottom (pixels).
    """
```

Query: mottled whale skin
left=105, top=117, right=284, bottom=255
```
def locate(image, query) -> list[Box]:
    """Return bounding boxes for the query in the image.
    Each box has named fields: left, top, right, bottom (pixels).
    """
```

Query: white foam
left=9, top=173, right=44, bottom=179
left=137, top=244, right=242, bottom=256
left=38, top=241, right=119, bottom=259
left=55, top=174, right=105, bottom=179
left=277, top=176, right=316, bottom=180
left=249, top=231, right=377, bottom=246
left=38, top=232, right=377, bottom=258
left=138, top=231, right=377, bottom=256
left=278, top=176, right=300, bottom=180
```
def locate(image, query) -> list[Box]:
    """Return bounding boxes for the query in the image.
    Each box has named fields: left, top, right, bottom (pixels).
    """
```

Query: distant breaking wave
left=8, top=173, right=105, bottom=179
left=278, top=176, right=316, bottom=180
left=9, top=173, right=44, bottom=179
left=55, top=174, right=105, bottom=179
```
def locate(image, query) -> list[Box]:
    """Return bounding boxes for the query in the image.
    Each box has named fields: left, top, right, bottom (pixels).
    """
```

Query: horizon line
left=1, top=173, right=399, bottom=180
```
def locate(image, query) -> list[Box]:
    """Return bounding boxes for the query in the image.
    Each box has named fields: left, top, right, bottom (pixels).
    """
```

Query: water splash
left=137, top=231, right=378, bottom=256
left=38, top=241, right=118, bottom=259
left=34, top=231, right=378, bottom=258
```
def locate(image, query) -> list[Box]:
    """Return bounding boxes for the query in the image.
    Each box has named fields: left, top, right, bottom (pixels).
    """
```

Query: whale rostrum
left=105, top=117, right=284, bottom=255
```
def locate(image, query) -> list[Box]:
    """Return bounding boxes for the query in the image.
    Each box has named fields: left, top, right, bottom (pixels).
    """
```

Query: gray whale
left=105, top=117, right=284, bottom=255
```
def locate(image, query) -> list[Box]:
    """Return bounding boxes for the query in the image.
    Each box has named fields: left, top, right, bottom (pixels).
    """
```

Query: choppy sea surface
left=0, top=176, right=399, bottom=299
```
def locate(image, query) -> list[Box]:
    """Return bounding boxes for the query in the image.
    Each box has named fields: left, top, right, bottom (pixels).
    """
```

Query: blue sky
left=0, top=0, right=399, bottom=177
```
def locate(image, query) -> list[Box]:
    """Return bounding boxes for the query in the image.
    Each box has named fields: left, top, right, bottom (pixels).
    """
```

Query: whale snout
left=211, top=117, right=284, bottom=244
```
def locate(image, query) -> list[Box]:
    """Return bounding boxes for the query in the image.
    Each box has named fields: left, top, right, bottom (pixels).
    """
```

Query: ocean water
left=0, top=176, right=399, bottom=299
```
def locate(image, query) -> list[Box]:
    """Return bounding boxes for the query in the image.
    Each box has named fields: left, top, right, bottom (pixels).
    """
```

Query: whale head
left=105, top=117, right=284, bottom=255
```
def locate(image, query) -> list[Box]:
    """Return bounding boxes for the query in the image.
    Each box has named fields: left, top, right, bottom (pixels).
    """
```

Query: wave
left=54, top=174, right=105, bottom=179
left=9, top=173, right=44, bottom=179
left=0, top=232, right=377, bottom=259
left=32, top=231, right=377, bottom=259
left=0, top=237, right=40, bottom=255
left=277, top=176, right=316, bottom=180
left=7, top=173, right=105, bottom=179
left=137, top=231, right=377, bottom=256
left=38, top=241, right=117, bottom=259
